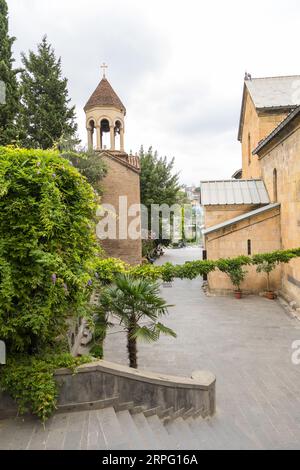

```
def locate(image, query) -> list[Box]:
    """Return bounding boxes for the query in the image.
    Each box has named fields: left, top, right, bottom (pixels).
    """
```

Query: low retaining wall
left=55, top=361, right=216, bottom=417
left=0, top=360, right=216, bottom=419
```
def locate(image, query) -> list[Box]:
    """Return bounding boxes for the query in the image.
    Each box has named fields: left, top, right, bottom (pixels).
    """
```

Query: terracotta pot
left=266, top=291, right=275, bottom=300
left=235, top=290, right=242, bottom=299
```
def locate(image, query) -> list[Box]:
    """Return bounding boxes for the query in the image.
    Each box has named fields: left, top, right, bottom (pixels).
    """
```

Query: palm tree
left=98, top=274, right=176, bottom=368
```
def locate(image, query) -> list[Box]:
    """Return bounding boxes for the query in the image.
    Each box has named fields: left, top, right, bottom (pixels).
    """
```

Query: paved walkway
left=104, top=247, right=300, bottom=449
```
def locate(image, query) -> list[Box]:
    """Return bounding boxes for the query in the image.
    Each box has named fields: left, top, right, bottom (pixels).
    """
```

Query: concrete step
left=96, top=407, right=129, bottom=450
left=0, top=417, right=39, bottom=450
left=117, top=410, right=146, bottom=450
left=165, top=417, right=199, bottom=450
left=182, top=407, right=196, bottom=420
left=131, top=411, right=160, bottom=449
left=143, top=406, right=163, bottom=418
left=86, top=410, right=107, bottom=450
left=146, top=414, right=175, bottom=450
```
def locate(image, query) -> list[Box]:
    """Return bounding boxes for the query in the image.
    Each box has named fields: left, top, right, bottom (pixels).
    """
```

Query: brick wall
left=98, top=152, right=142, bottom=265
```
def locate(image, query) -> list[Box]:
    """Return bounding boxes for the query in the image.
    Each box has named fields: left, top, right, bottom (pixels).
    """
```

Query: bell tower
left=84, top=63, right=126, bottom=153
left=83, top=65, right=142, bottom=266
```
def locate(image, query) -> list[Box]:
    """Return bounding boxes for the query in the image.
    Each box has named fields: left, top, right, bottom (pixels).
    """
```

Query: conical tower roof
left=84, top=78, right=126, bottom=114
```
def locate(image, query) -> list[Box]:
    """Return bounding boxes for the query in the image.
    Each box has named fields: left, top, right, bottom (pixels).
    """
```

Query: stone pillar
left=110, top=125, right=115, bottom=151
left=96, top=125, right=101, bottom=151
left=87, top=128, right=93, bottom=150
left=120, top=127, right=125, bottom=152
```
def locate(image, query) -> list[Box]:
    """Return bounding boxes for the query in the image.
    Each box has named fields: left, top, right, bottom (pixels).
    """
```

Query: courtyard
left=1, top=247, right=300, bottom=449
left=104, top=247, right=300, bottom=449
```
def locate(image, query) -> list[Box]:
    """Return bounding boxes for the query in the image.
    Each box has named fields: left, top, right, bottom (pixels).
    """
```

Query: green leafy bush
left=0, top=146, right=99, bottom=353
left=0, top=353, right=92, bottom=421
left=94, top=257, right=128, bottom=284
left=89, top=344, right=103, bottom=359
left=256, top=260, right=277, bottom=292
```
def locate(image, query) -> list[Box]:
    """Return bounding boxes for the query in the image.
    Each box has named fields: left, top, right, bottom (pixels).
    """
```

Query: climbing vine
left=0, top=146, right=100, bottom=354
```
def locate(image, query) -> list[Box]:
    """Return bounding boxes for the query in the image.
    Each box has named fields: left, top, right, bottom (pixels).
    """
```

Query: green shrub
left=90, top=344, right=103, bottom=359
left=0, top=146, right=99, bottom=354
left=256, top=260, right=277, bottom=292
left=94, top=257, right=128, bottom=284
left=0, top=353, right=92, bottom=421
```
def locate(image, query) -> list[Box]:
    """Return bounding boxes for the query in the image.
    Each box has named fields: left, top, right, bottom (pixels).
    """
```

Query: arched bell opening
left=114, top=120, right=122, bottom=151
left=100, top=118, right=110, bottom=150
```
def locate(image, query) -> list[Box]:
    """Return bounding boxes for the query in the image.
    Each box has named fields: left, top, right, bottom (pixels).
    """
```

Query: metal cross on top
left=101, top=62, right=108, bottom=78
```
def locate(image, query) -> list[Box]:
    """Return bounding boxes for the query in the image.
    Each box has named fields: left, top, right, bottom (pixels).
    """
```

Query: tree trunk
left=127, top=318, right=138, bottom=369
left=127, top=334, right=138, bottom=369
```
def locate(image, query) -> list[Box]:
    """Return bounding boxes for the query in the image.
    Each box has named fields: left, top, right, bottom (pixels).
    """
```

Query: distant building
left=184, top=185, right=201, bottom=206
left=183, top=185, right=203, bottom=243
left=201, top=75, right=300, bottom=301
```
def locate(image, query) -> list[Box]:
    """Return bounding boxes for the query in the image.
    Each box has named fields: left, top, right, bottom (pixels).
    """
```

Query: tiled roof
left=253, top=106, right=300, bottom=154
left=245, top=76, right=300, bottom=109
left=203, top=203, right=280, bottom=235
left=200, top=180, right=270, bottom=206
left=84, top=78, right=126, bottom=114
left=99, top=150, right=140, bottom=173
left=238, top=75, right=300, bottom=141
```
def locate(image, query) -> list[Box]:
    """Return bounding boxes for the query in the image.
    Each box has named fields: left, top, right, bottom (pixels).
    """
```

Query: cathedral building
left=84, top=67, right=142, bottom=265
left=201, top=75, right=300, bottom=303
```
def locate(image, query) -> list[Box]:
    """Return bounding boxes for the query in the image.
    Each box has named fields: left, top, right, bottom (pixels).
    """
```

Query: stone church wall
left=260, top=124, right=300, bottom=303
left=206, top=206, right=281, bottom=294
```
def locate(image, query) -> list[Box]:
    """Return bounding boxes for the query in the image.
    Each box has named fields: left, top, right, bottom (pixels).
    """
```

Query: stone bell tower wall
left=98, top=152, right=142, bottom=266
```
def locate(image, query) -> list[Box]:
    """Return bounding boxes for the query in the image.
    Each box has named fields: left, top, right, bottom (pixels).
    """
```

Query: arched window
left=248, top=133, right=251, bottom=165
left=273, top=168, right=278, bottom=202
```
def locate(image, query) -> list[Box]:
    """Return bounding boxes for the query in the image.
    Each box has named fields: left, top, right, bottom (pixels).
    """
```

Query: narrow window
left=247, top=239, right=251, bottom=255
left=273, top=168, right=278, bottom=202
left=248, top=133, right=251, bottom=165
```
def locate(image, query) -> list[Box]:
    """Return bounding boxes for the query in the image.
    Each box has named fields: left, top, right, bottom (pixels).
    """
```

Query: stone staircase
left=0, top=400, right=258, bottom=450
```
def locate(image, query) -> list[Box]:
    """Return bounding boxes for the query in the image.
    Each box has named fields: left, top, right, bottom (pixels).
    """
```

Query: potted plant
left=228, top=266, right=247, bottom=299
left=256, top=260, right=277, bottom=300
left=217, top=258, right=248, bottom=299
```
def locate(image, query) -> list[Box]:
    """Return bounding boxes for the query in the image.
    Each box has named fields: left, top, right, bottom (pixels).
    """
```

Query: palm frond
left=97, top=273, right=177, bottom=344
left=155, top=322, right=177, bottom=338
left=130, top=326, right=160, bottom=342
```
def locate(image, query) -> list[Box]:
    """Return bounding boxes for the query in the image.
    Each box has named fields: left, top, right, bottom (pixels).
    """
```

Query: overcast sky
left=7, top=0, right=300, bottom=184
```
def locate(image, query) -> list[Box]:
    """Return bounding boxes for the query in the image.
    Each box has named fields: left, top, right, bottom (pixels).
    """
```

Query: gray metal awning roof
left=203, top=203, right=280, bottom=235
left=200, top=180, right=270, bottom=206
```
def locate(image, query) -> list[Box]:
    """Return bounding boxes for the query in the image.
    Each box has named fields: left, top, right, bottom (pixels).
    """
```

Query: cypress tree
left=0, top=0, right=19, bottom=145
left=19, top=36, right=77, bottom=149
